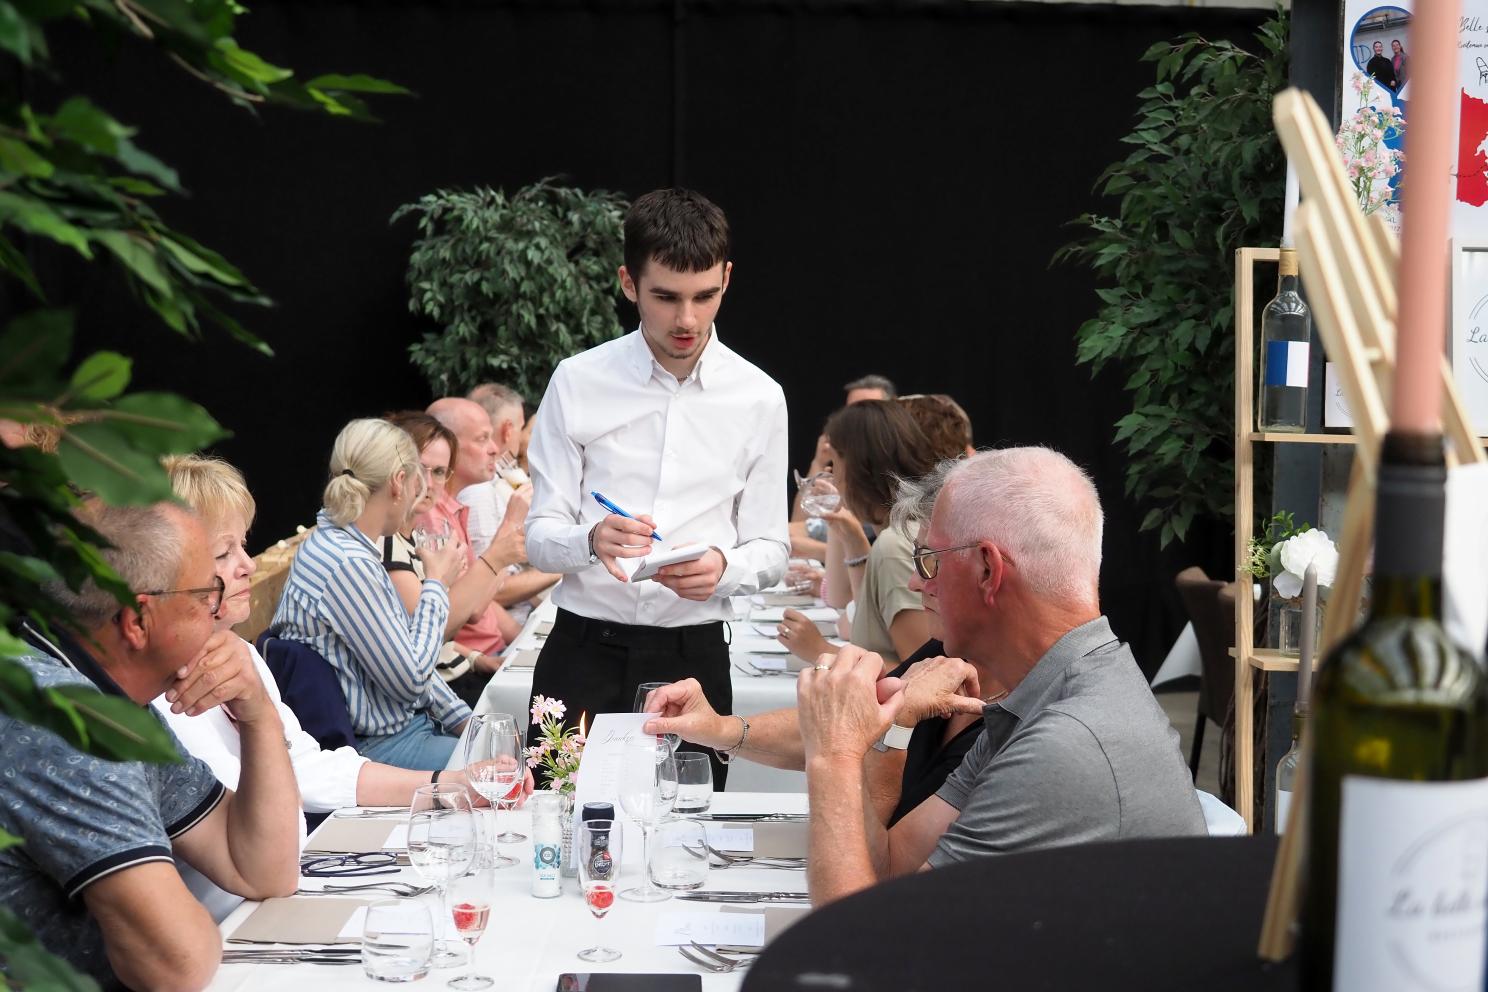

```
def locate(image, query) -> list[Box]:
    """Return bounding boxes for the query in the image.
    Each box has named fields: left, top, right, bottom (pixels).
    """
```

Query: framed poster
left=1450, top=238, right=1488, bottom=435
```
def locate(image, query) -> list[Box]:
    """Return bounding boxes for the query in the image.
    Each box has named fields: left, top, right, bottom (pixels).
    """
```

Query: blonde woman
left=272, top=418, right=472, bottom=769
left=156, top=454, right=500, bottom=918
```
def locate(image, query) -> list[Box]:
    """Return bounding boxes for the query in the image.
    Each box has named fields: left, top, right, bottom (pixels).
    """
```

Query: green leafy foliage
left=0, top=0, right=406, bottom=977
left=1054, top=13, right=1288, bottom=548
left=395, top=180, right=628, bottom=399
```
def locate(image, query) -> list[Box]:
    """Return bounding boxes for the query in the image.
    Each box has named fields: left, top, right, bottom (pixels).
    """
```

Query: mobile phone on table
left=555, top=976, right=702, bottom=992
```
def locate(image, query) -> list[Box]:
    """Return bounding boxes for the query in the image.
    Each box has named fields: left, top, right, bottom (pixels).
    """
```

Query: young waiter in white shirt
left=525, top=188, right=790, bottom=786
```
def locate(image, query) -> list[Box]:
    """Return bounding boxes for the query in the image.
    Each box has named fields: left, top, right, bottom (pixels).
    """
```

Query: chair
left=256, top=631, right=359, bottom=753
left=1174, top=567, right=1236, bottom=779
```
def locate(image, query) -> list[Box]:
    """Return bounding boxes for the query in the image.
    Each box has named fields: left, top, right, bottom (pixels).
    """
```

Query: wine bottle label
left=1274, top=788, right=1291, bottom=835
left=1264, top=340, right=1309, bottom=389
left=1334, top=775, right=1488, bottom=991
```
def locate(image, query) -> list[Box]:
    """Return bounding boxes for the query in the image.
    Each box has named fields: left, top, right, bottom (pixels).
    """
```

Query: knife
left=678, top=891, right=810, bottom=904
left=690, top=813, right=808, bottom=822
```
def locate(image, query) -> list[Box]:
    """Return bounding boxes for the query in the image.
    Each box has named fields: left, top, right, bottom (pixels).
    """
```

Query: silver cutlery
left=677, top=891, right=810, bottom=904
left=678, top=943, right=752, bottom=973
left=331, top=807, right=407, bottom=819
left=295, top=881, right=433, bottom=897
left=221, top=953, right=362, bottom=966
left=685, top=842, right=806, bottom=870
left=690, top=813, right=808, bottom=822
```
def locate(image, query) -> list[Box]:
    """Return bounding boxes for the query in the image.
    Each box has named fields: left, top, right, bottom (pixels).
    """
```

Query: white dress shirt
left=457, top=478, right=515, bottom=556
left=152, top=639, right=369, bottom=920
left=526, top=326, right=789, bottom=626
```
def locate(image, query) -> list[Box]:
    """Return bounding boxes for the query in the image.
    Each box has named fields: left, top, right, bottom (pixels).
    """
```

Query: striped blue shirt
left=271, top=510, right=469, bottom=738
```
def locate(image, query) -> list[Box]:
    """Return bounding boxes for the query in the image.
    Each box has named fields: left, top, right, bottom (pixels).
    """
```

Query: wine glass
left=445, top=871, right=495, bottom=989
left=618, top=736, right=677, bottom=903
left=463, top=713, right=526, bottom=856
left=633, top=681, right=680, bottom=753
left=799, top=472, right=841, bottom=518
left=407, top=784, right=476, bottom=969
left=577, top=819, right=623, bottom=963
left=413, top=515, right=451, bottom=552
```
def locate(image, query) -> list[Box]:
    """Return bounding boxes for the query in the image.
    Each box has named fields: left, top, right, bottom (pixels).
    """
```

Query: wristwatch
left=872, top=723, right=914, bottom=753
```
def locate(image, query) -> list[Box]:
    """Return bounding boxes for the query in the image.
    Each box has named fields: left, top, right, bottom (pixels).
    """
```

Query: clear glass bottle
left=1257, top=248, right=1311, bottom=432
left=1273, top=706, right=1303, bottom=834
left=530, top=791, right=563, bottom=899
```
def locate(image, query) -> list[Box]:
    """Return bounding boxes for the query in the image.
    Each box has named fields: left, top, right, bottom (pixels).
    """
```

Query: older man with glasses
left=795, top=447, right=1206, bottom=906
left=0, top=500, right=300, bottom=989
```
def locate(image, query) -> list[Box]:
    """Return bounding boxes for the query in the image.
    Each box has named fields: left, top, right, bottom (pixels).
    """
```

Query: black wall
left=40, top=0, right=1269, bottom=673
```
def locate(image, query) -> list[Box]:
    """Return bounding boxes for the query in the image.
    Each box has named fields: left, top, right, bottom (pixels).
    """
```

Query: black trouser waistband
left=553, top=608, right=727, bottom=651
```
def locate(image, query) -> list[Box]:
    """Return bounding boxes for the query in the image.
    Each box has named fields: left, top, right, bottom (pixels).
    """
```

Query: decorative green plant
left=395, top=180, right=628, bottom=399
left=1055, top=12, right=1289, bottom=548
left=0, top=1, right=403, bottom=983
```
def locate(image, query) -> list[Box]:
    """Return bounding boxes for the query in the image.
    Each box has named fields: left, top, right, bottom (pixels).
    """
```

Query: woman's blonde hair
left=163, top=454, right=256, bottom=529
left=323, top=418, right=423, bottom=527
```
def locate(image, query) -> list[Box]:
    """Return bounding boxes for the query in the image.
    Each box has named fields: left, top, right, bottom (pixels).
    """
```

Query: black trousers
left=527, top=608, right=733, bottom=789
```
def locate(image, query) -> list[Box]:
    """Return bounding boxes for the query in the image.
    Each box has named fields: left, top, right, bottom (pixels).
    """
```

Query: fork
left=678, top=944, right=749, bottom=973
left=295, top=881, right=433, bottom=897
left=687, top=841, right=806, bottom=870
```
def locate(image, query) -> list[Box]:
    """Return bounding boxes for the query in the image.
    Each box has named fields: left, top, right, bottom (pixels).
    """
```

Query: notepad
left=627, top=543, right=710, bottom=582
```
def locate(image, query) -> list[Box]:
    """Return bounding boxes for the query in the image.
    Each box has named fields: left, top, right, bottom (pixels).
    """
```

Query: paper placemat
left=306, top=818, right=398, bottom=853
left=504, top=648, right=541, bottom=669
left=752, top=594, right=816, bottom=608
left=748, top=606, right=837, bottom=623
left=228, top=897, right=370, bottom=945
left=719, top=905, right=811, bottom=950
left=533, top=620, right=554, bottom=637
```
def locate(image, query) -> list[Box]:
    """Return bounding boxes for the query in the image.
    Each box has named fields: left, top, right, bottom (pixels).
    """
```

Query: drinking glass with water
left=672, top=751, right=713, bottom=814
left=362, top=898, right=434, bottom=983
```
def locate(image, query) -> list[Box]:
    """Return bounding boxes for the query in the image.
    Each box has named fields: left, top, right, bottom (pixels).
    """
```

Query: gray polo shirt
left=927, top=617, right=1206, bottom=866
left=0, top=632, right=225, bottom=988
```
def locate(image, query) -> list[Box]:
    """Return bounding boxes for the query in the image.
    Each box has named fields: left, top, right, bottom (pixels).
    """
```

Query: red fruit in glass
left=586, top=883, right=614, bottom=916
left=452, top=901, right=491, bottom=937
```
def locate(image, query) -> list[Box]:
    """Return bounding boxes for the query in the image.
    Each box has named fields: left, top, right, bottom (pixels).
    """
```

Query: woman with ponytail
left=272, top=418, right=473, bottom=769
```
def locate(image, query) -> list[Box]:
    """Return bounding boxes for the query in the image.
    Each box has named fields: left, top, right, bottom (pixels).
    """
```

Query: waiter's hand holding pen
left=589, top=492, right=659, bottom=583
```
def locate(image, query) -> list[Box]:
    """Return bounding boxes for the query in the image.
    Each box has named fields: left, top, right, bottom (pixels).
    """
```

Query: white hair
left=889, top=458, right=961, bottom=534
left=938, top=447, right=1103, bottom=606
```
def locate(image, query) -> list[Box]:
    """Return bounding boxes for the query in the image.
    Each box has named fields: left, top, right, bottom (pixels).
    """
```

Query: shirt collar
left=20, top=619, right=130, bottom=699
left=983, top=616, right=1119, bottom=722
left=625, top=325, right=729, bottom=389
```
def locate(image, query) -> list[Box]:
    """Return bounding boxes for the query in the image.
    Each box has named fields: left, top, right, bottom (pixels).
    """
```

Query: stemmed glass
left=633, top=681, right=680, bottom=753
left=799, top=472, right=840, bottom=518
left=577, top=819, right=624, bottom=962
left=618, top=736, right=677, bottom=903
left=463, top=713, right=526, bottom=864
left=407, top=784, right=476, bottom=969
left=446, top=870, right=495, bottom=989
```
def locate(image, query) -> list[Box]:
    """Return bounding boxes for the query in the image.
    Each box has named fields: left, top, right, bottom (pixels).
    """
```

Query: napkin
left=228, top=897, right=370, bottom=945
left=748, top=606, right=837, bottom=623
left=752, top=593, right=816, bottom=608
left=306, top=818, right=399, bottom=853
left=718, top=906, right=812, bottom=951
left=748, top=822, right=807, bottom=858
left=533, top=620, right=554, bottom=637
left=504, top=648, right=542, bottom=669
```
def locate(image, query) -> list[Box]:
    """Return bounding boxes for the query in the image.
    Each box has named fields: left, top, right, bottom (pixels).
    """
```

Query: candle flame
left=578, top=712, right=587, bottom=738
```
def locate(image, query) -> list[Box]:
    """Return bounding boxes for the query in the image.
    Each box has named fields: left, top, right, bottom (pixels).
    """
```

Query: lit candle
left=578, top=712, right=587, bottom=740
left=1393, top=0, right=1462, bottom=433
left=1281, top=161, right=1300, bottom=249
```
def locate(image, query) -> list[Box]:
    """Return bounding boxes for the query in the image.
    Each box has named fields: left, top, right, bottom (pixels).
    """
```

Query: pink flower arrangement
left=526, top=694, right=586, bottom=794
left=1336, top=72, right=1405, bottom=228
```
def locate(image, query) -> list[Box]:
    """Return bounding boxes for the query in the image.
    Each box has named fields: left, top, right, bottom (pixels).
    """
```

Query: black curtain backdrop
left=37, top=0, right=1267, bottom=675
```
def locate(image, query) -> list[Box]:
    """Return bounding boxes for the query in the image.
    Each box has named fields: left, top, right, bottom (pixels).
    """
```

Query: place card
left=747, top=655, right=790, bottom=671
left=653, top=911, right=766, bottom=948
left=719, top=905, right=811, bottom=950
left=705, top=826, right=754, bottom=851
left=228, top=897, right=370, bottom=945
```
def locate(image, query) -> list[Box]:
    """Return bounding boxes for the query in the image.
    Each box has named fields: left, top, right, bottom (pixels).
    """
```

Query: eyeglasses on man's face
left=139, top=574, right=225, bottom=617
left=910, top=542, right=1015, bottom=582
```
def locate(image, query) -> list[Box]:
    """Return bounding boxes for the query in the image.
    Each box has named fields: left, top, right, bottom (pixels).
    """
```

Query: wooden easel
left=1256, top=88, right=1487, bottom=960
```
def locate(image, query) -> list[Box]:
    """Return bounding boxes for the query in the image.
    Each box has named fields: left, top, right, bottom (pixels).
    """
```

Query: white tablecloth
left=208, top=792, right=810, bottom=992
left=473, top=599, right=808, bottom=793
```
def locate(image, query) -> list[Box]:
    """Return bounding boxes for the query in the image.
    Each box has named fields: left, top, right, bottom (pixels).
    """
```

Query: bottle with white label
left=530, top=791, right=563, bottom=898
left=1273, top=707, right=1302, bottom=835
left=1300, top=433, right=1488, bottom=991
left=1256, top=248, right=1311, bottom=433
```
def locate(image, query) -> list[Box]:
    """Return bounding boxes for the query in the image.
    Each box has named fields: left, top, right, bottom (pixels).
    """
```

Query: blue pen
left=590, top=491, right=664, bottom=542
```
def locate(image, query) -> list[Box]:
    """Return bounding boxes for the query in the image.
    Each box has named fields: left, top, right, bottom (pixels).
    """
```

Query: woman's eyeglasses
left=910, top=543, right=1015, bottom=581
left=139, top=574, right=226, bottom=617
left=301, top=852, right=403, bottom=877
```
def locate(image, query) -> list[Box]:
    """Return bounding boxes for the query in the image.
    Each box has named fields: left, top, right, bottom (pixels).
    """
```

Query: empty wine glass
left=446, top=871, right=494, bottom=989
left=407, top=784, right=476, bottom=969
left=463, top=713, right=526, bottom=857
left=633, top=681, right=680, bottom=753
left=799, top=473, right=840, bottom=518
left=577, top=819, right=624, bottom=963
left=618, top=736, right=677, bottom=903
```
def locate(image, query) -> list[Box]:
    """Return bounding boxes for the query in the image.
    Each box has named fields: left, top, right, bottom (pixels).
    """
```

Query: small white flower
left=1272, top=528, right=1339, bottom=599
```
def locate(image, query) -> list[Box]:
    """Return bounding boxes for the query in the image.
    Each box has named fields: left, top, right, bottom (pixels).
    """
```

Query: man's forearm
left=496, top=567, right=558, bottom=607
left=864, top=746, right=908, bottom=825
left=807, top=755, right=880, bottom=906
left=227, top=714, right=301, bottom=897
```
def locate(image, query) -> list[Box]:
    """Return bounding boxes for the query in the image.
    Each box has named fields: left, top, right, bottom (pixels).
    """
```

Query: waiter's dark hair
left=623, top=188, right=730, bottom=281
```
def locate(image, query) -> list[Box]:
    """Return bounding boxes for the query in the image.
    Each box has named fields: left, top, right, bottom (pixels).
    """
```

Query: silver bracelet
left=843, top=553, right=869, bottom=567
left=716, top=715, right=749, bottom=764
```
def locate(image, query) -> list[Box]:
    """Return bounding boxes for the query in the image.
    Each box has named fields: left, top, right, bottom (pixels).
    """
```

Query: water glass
left=413, top=516, right=451, bottom=552
left=362, top=898, right=434, bottom=983
left=651, top=818, right=709, bottom=890
left=799, top=473, right=840, bottom=518
left=673, top=751, right=713, bottom=814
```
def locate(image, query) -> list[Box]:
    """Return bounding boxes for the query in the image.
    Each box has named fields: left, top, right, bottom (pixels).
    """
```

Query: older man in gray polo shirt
left=797, top=447, right=1205, bottom=905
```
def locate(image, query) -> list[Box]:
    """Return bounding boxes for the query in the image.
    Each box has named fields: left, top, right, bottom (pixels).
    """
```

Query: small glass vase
left=1276, top=602, right=1322, bottom=656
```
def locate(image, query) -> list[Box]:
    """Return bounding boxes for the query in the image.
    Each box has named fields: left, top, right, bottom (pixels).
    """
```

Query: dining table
left=470, top=592, right=843, bottom=793
left=206, top=791, right=812, bottom=992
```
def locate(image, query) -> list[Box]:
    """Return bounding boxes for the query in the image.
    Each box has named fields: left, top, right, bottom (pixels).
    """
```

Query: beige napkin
left=228, top=897, right=369, bottom=945
left=755, top=594, right=816, bottom=607
left=750, top=821, right=808, bottom=858
left=504, top=648, right=542, bottom=670
left=533, top=620, right=554, bottom=637
left=718, top=905, right=811, bottom=950
left=305, top=818, right=397, bottom=853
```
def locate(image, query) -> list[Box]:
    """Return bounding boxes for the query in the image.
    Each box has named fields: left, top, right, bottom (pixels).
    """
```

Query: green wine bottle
left=1300, top=433, right=1488, bottom=991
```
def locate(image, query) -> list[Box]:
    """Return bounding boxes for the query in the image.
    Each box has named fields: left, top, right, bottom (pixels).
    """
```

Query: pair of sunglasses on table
left=909, top=542, right=1014, bottom=581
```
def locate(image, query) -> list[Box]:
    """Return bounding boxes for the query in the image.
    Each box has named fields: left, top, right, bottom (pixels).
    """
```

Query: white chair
left=1197, top=789, right=1246, bottom=836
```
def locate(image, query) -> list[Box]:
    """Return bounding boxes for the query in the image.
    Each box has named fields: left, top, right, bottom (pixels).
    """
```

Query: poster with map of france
left=1340, top=1, right=1488, bottom=432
